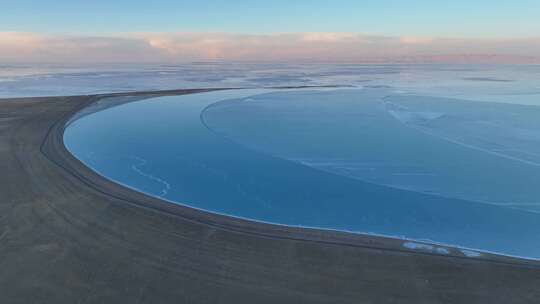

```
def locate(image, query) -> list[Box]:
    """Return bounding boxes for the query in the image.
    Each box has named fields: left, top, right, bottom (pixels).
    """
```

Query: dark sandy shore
left=1, top=88, right=540, bottom=303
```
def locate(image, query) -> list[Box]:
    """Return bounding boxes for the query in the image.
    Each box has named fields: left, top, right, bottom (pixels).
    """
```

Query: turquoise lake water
left=64, top=88, right=540, bottom=259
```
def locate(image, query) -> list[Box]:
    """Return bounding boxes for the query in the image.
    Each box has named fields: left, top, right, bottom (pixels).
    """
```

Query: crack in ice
left=130, top=156, right=171, bottom=197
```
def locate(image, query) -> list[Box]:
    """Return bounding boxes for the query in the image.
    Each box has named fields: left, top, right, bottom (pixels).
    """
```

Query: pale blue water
left=64, top=87, right=540, bottom=259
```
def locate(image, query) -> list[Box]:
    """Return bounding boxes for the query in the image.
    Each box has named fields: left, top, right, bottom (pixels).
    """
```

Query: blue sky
left=2, top=0, right=540, bottom=37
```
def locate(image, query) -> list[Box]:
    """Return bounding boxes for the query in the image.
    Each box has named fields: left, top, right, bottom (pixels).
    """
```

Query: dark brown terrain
left=1, top=88, right=539, bottom=303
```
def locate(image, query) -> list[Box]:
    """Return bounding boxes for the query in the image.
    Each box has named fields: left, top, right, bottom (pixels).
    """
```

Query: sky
left=1, top=0, right=539, bottom=63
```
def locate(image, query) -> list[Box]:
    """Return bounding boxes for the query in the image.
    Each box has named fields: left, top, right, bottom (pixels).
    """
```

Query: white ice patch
left=404, top=242, right=483, bottom=258
left=435, top=247, right=450, bottom=255
left=403, top=241, right=449, bottom=255
left=403, top=241, right=433, bottom=251
left=460, top=249, right=482, bottom=258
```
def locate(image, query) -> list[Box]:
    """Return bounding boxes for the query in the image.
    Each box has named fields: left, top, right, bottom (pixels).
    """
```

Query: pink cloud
left=1, top=32, right=539, bottom=64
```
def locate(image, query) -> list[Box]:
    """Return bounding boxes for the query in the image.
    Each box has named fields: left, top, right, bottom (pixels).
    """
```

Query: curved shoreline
left=59, top=88, right=538, bottom=264
left=2, top=87, right=540, bottom=303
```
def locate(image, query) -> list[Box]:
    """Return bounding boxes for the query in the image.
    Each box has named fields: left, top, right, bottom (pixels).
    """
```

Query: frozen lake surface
left=204, top=90, right=540, bottom=212
left=2, top=63, right=540, bottom=105
left=65, top=88, right=540, bottom=259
